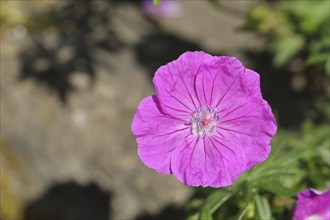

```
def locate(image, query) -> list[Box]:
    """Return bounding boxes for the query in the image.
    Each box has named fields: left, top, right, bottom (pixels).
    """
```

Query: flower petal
left=243, top=69, right=262, bottom=98
left=170, top=138, right=204, bottom=186
left=132, top=96, right=191, bottom=174
left=194, top=56, right=262, bottom=108
left=170, top=136, right=246, bottom=187
left=153, top=51, right=213, bottom=118
left=293, top=188, right=330, bottom=220
left=205, top=137, right=247, bottom=187
left=216, top=97, right=276, bottom=169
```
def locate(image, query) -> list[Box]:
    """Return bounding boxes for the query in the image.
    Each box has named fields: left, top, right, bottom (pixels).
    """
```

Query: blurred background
left=0, top=0, right=329, bottom=220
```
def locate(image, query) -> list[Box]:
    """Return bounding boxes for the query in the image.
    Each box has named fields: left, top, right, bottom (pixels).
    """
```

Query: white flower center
left=305, top=215, right=322, bottom=220
left=190, top=105, right=219, bottom=137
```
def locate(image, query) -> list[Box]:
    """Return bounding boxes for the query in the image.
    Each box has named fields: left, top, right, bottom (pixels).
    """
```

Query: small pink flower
left=131, top=51, right=277, bottom=187
left=293, top=188, right=330, bottom=220
left=141, top=0, right=182, bottom=18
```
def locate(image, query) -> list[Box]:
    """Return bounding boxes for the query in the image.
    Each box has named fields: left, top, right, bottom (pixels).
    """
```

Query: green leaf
left=187, top=213, right=199, bottom=220
left=326, top=58, right=330, bottom=76
left=236, top=203, right=250, bottom=220
left=153, top=0, right=160, bottom=6
left=200, top=189, right=233, bottom=220
left=209, top=189, right=233, bottom=214
left=255, top=194, right=271, bottom=220
left=199, top=205, right=213, bottom=220
left=270, top=37, right=304, bottom=67
left=255, top=177, right=301, bottom=197
left=280, top=0, right=330, bottom=34
left=255, top=169, right=297, bottom=179
left=307, top=53, right=329, bottom=65
left=319, top=147, right=330, bottom=166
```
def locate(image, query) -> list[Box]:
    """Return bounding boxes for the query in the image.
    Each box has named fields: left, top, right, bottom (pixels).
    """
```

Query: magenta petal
left=216, top=97, right=276, bottom=169
left=141, top=0, right=182, bottom=18
left=131, top=96, right=190, bottom=174
left=293, top=188, right=330, bottom=220
left=170, top=137, right=246, bottom=187
left=194, top=56, right=261, bottom=107
left=153, top=51, right=213, bottom=118
left=243, top=69, right=262, bottom=98
left=170, top=138, right=205, bottom=186
left=206, top=137, right=247, bottom=187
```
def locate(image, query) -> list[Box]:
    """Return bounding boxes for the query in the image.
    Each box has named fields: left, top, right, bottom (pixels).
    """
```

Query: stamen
left=197, top=121, right=201, bottom=130
left=190, top=106, right=219, bottom=137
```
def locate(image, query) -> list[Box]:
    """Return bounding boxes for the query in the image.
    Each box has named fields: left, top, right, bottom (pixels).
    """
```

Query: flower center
left=305, top=215, right=322, bottom=220
left=190, top=105, right=219, bottom=137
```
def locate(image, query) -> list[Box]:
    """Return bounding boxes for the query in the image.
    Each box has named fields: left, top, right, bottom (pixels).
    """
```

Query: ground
left=0, top=1, right=263, bottom=219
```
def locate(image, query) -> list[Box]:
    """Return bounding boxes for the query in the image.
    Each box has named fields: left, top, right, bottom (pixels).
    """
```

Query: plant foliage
left=244, top=0, right=330, bottom=75
left=187, top=123, right=329, bottom=219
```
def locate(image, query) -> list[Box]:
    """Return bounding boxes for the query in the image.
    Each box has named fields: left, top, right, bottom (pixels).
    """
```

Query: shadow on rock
left=135, top=205, right=187, bottom=220
left=134, top=188, right=214, bottom=220
left=19, top=0, right=122, bottom=103
left=95, top=0, right=205, bottom=81
left=24, top=181, right=112, bottom=220
left=134, top=32, right=203, bottom=79
left=19, top=0, right=205, bottom=104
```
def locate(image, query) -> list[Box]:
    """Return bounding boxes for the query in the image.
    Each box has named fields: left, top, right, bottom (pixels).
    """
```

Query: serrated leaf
left=255, top=194, right=271, bottom=220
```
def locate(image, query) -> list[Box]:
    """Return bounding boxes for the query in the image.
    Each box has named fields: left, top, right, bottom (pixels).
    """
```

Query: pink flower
left=131, top=51, right=277, bottom=187
left=141, top=0, right=182, bottom=18
left=293, top=188, right=330, bottom=220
